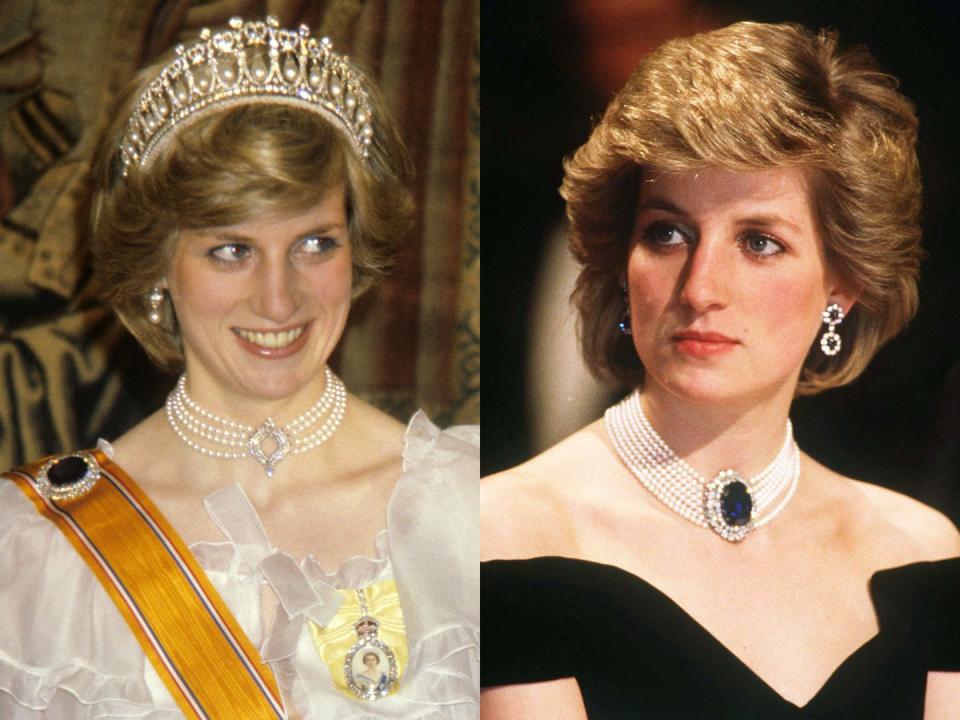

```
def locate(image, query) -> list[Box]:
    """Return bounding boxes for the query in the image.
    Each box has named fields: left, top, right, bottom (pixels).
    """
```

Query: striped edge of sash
left=5, top=452, right=285, bottom=719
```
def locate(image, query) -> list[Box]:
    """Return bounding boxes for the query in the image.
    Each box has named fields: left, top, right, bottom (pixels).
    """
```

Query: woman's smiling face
left=166, top=185, right=352, bottom=405
left=626, top=166, right=855, bottom=406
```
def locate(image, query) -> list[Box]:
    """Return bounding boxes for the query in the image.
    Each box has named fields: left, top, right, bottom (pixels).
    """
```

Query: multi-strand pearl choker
left=604, top=391, right=800, bottom=542
left=165, top=366, right=347, bottom=477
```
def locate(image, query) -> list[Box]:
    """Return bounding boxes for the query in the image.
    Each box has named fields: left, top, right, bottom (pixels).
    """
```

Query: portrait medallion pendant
left=344, top=589, right=399, bottom=701
left=704, top=469, right=755, bottom=542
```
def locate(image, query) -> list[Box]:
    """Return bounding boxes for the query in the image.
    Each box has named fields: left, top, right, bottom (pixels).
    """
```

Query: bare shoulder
left=481, top=464, right=571, bottom=561
left=108, top=409, right=178, bottom=480
left=810, top=456, right=960, bottom=562
left=110, top=407, right=167, bottom=454
left=481, top=420, right=619, bottom=561
left=851, top=476, right=960, bottom=560
left=334, top=394, right=408, bottom=472
left=344, top=394, right=407, bottom=447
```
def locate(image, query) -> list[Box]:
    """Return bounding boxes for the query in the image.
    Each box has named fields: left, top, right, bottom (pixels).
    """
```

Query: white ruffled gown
left=0, top=412, right=479, bottom=719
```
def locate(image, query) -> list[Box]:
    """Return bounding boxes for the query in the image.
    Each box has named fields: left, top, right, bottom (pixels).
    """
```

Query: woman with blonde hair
left=482, top=21, right=959, bottom=719
left=0, top=16, right=478, bottom=719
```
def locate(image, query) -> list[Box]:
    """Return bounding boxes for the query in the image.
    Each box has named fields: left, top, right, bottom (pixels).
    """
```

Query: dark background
left=481, top=0, right=960, bottom=523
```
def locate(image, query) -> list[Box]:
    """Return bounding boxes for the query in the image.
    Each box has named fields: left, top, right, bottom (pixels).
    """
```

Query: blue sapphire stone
left=720, top=480, right=752, bottom=526
left=48, top=455, right=87, bottom=486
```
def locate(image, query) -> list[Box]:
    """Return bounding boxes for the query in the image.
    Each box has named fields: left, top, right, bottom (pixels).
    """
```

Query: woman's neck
left=639, top=380, right=795, bottom=480
left=162, top=365, right=350, bottom=499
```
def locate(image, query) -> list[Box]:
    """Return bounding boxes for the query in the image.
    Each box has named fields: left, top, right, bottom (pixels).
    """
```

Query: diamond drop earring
left=819, top=303, right=845, bottom=356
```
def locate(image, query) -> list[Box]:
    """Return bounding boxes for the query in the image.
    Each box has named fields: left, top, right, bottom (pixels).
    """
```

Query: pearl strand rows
left=604, top=391, right=800, bottom=531
left=175, top=366, right=339, bottom=432
left=165, top=366, right=347, bottom=462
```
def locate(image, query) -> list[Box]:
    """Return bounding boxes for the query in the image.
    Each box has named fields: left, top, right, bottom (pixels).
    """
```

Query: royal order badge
left=344, top=590, right=399, bottom=700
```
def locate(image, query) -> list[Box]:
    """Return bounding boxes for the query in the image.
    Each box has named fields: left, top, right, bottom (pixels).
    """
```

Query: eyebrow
left=637, top=197, right=803, bottom=234
left=209, top=223, right=348, bottom=242
left=636, top=197, right=688, bottom=216
left=733, top=214, right=803, bottom=234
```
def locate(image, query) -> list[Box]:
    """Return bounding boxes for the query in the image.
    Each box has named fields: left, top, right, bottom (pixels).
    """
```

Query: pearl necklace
left=604, top=391, right=800, bottom=542
left=165, top=366, right=347, bottom=477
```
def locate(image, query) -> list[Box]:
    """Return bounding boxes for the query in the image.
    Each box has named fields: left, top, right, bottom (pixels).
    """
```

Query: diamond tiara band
left=119, top=16, right=374, bottom=179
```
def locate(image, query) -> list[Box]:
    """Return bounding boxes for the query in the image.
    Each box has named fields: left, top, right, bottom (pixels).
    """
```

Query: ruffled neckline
left=97, top=410, right=452, bottom=592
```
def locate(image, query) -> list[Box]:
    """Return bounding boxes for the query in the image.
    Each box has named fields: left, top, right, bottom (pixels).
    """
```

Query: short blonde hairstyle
left=91, top=51, right=413, bottom=373
left=562, top=21, right=922, bottom=395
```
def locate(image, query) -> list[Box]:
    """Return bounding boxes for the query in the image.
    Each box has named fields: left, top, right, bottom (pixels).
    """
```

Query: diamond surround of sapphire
left=704, top=469, right=756, bottom=542
left=35, top=453, right=101, bottom=502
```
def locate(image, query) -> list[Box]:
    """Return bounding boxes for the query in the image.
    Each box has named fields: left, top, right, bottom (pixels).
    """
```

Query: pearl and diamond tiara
left=118, top=16, right=374, bottom=180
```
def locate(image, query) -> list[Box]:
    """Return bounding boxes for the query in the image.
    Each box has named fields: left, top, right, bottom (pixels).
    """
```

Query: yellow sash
left=5, top=451, right=285, bottom=719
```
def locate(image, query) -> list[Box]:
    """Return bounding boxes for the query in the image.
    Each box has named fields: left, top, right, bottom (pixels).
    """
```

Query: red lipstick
left=672, top=330, right=739, bottom=358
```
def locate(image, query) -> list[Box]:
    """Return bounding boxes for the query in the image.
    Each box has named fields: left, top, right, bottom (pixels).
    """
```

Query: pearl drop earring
left=147, top=286, right=164, bottom=325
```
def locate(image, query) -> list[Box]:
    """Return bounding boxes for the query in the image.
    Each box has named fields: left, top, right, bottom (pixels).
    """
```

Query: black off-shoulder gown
left=481, top=557, right=960, bottom=719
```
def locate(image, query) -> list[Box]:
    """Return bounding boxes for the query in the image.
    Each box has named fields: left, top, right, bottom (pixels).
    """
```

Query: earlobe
left=827, top=276, right=861, bottom=317
left=830, top=293, right=858, bottom=318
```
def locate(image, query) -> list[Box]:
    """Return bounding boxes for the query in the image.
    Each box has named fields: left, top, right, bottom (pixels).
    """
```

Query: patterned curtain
left=0, top=0, right=479, bottom=467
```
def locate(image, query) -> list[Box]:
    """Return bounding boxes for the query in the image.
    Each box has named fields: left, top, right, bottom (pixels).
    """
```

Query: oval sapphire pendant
left=705, top=470, right=755, bottom=542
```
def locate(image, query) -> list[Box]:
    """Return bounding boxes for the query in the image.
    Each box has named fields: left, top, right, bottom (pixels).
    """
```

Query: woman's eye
left=741, top=232, right=784, bottom=257
left=209, top=243, right=251, bottom=263
left=297, top=235, right=338, bottom=255
left=642, top=222, right=691, bottom=247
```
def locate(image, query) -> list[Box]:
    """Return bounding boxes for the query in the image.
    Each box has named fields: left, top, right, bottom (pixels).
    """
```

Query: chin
left=657, top=367, right=798, bottom=408
left=247, top=377, right=303, bottom=400
left=261, top=365, right=325, bottom=394
left=660, top=379, right=735, bottom=406
left=646, top=359, right=741, bottom=399
left=229, top=360, right=316, bottom=400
